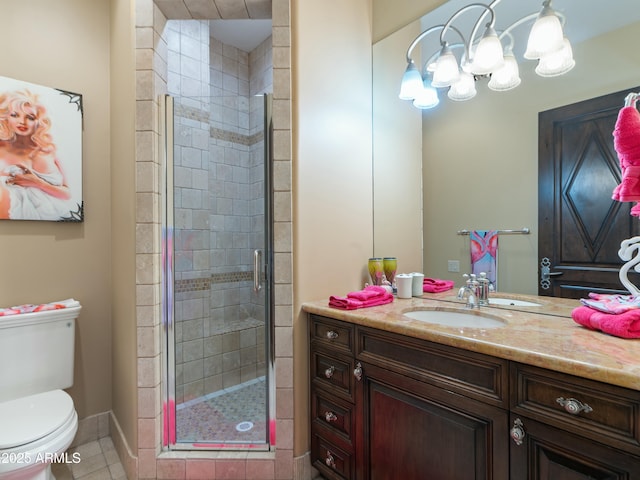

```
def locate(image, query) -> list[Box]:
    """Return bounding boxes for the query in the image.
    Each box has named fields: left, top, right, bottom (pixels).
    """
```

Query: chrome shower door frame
left=160, top=93, right=275, bottom=451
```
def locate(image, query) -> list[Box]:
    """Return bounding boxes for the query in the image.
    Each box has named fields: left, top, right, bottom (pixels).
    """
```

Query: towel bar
left=457, top=228, right=530, bottom=235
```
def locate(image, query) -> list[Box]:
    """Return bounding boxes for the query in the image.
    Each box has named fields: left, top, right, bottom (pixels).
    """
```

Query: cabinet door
left=509, top=415, right=640, bottom=479
left=359, top=362, right=509, bottom=480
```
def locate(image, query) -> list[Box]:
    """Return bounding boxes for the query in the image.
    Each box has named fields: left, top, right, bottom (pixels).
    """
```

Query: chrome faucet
left=457, top=273, right=480, bottom=308
left=477, top=272, right=490, bottom=306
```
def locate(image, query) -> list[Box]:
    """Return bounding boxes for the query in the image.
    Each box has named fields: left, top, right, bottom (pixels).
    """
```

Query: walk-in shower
left=160, top=19, right=274, bottom=450
left=162, top=92, right=273, bottom=449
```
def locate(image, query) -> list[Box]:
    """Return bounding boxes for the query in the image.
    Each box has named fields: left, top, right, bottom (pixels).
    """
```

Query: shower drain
left=235, top=421, right=254, bottom=432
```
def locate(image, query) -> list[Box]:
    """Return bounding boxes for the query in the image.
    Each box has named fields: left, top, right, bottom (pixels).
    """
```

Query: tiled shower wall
left=167, top=19, right=273, bottom=404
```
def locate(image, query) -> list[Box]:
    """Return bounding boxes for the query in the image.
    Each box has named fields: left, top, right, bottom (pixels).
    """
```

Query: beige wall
left=292, top=0, right=374, bottom=458
left=372, top=0, right=447, bottom=43
left=110, top=0, right=139, bottom=451
left=0, top=0, right=112, bottom=419
left=372, top=20, right=423, bottom=273
left=422, top=23, right=640, bottom=294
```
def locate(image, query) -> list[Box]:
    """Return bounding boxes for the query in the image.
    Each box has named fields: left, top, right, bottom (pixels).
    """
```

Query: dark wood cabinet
left=308, top=314, right=640, bottom=479
left=509, top=414, right=640, bottom=479
left=360, top=361, right=508, bottom=480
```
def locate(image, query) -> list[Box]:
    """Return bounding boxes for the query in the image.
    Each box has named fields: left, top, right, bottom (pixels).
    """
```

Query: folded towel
left=346, top=285, right=388, bottom=301
left=423, top=278, right=455, bottom=293
left=580, top=293, right=640, bottom=314
left=329, top=286, right=394, bottom=310
left=0, top=298, right=80, bottom=316
left=571, top=305, right=640, bottom=339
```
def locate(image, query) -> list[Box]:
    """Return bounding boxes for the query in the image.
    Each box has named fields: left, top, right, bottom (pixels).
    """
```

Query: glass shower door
left=162, top=93, right=273, bottom=449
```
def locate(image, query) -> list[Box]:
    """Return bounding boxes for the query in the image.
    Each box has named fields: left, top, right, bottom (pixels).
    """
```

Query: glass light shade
left=399, top=61, right=424, bottom=100
left=469, top=26, right=504, bottom=75
left=447, top=72, right=476, bottom=102
left=524, top=5, right=564, bottom=60
left=431, top=45, right=460, bottom=88
left=413, top=79, right=440, bottom=109
left=535, top=38, right=575, bottom=77
left=487, top=53, right=521, bottom=91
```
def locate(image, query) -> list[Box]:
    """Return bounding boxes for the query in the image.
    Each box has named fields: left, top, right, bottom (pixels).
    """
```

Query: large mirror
left=373, top=0, right=640, bottom=294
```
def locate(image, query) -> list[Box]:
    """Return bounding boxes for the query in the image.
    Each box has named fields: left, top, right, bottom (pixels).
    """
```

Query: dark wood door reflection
left=538, top=86, right=640, bottom=298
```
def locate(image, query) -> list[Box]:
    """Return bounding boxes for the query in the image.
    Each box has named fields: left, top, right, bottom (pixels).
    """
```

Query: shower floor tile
left=176, top=376, right=267, bottom=444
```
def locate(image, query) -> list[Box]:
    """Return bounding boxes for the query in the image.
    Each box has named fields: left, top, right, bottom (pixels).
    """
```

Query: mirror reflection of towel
left=470, top=230, right=498, bottom=290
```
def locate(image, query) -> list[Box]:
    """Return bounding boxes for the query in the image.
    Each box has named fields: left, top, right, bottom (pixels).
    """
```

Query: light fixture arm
left=440, top=3, right=496, bottom=57
left=405, top=24, right=466, bottom=64
left=469, top=0, right=505, bottom=51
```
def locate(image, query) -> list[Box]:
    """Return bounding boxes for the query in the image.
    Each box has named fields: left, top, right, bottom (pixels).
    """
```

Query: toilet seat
left=0, top=390, right=78, bottom=475
left=0, top=390, right=75, bottom=450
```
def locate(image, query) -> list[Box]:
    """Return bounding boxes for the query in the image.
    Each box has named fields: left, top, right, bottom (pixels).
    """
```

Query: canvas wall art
left=0, top=75, right=83, bottom=222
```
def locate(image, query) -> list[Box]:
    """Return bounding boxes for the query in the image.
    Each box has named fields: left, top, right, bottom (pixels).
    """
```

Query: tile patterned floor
left=51, top=437, right=126, bottom=480
left=176, top=377, right=267, bottom=444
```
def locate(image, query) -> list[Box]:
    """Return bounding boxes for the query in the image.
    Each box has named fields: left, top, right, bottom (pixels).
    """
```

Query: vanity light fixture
left=399, top=0, right=574, bottom=109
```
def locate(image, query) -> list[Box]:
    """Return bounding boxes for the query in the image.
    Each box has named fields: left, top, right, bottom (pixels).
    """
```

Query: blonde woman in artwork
left=0, top=89, right=72, bottom=220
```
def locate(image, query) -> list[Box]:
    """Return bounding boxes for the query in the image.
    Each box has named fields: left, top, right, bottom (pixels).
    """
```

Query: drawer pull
left=353, top=362, right=363, bottom=381
left=510, top=418, right=526, bottom=446
left=326, top=330, right=339, bottom=340
left=556, top=397, right=593, bottom=415
left=325, top=411, right=338, bottom=423
left=325, top=366, right=336, bottom=378
left=325, top=451, right=336, bottom=468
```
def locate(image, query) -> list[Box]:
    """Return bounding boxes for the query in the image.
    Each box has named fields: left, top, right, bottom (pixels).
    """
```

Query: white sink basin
left=489, top=298, right=541, bottom=307
left=403, top=310, right=506, bottom=329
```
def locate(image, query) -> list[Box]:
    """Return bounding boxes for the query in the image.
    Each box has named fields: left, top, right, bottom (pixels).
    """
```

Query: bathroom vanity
left=302, top=293, right=640, bottom=480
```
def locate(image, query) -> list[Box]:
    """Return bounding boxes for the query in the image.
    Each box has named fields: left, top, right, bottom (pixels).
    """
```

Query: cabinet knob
left=325, top=411, right=338, bottom=423
left=324, top=366, right=335, bottom=379
left=325, top=451, right=336, bottom=468
left=353, top=362, right=363, bottom=381
left=556, top=397, right=593, bottom=415
left=510, top=418, right=526, bottom=446
left=326, top=330, right=339, bottom=340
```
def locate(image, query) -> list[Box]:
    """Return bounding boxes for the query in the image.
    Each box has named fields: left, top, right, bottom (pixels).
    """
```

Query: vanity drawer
left=311, top=390, right=355, bottom=442
left=356, top=325, right=508, bottom=407
left=511, top=363, right=640, bottom=454
left=310, top=314, right=354, bottom=355
left=311, top=432, right=354, bottom=480
left=311, top=350, right=355, bottom=402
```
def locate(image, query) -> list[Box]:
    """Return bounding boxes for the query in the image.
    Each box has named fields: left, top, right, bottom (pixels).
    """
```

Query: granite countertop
left=302, top=291, right=640, bottom=391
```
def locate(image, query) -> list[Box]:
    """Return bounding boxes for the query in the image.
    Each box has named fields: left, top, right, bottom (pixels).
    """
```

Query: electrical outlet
left=447, top=260, right=460, bottom=273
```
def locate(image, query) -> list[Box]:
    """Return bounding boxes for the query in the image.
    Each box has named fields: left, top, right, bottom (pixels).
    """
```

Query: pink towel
left=346, top=285, right=388, bottom=301
left=423, top=278, right=455, bottom=293
left=571, top=305, right=640, bottom=339
left=329, top=285, right=393, bottom=310
left=470, top=230, right=498, bottom=289
left=613, top=106, right=640, bottom=160
left=612, top=165, right=640, bottom=202
left=613, top=106, right=640, bottom=216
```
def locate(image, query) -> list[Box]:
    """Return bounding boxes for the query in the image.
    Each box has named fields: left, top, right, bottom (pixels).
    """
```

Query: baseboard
left=293, top=451, right=320, bottom=480
left=109, top=411, right=138, bottom=480
left=71, top=411, right=110, bottom=447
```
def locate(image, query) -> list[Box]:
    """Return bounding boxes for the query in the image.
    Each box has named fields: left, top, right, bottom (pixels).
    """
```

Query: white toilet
left=0, top=302, right=81, bottom=480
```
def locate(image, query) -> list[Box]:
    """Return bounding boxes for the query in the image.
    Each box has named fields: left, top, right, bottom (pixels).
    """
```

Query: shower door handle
left=254, top=249, right=262, bottom=292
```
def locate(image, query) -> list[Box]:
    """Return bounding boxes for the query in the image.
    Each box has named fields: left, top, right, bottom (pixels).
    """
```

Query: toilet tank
left=0, top=305, right=81, bottom=403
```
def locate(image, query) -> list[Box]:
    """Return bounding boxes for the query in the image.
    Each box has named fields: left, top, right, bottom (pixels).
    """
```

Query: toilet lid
left=0, top=390, right=75, bottom=449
